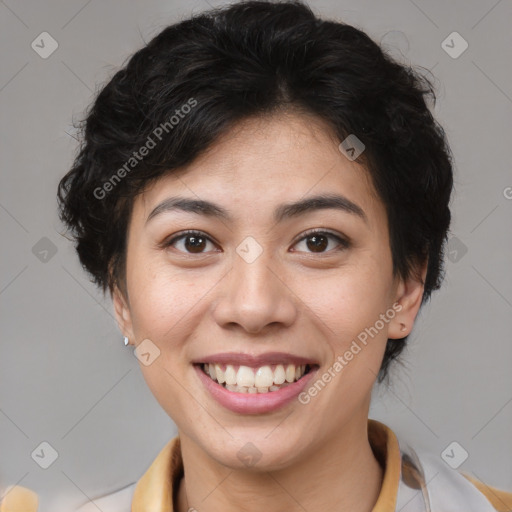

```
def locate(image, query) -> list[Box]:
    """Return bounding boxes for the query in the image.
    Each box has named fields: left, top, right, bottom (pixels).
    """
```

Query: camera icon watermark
left=338, top=134, right=365, bottom=161
left=32, top=237, right=58, bottom=263
left=441, top=32, right=468, bottom=59
left=236, top=236, right=263, bottom=264
left=441, top=441, right=468, bottom=469
left=237, top=442, right=262, bottom=467
left=503, top=186, right=512, bottom=200
left=134, top=338, right=161, bottom=366
left=31, top=32, right=59, bottom=59
left=446, top=236, right=468, bottom=263
left=31, top=441, right=59, bottom=469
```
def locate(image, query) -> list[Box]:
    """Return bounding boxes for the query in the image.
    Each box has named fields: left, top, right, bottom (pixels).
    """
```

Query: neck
left=176, top=416, right=383, bottom=512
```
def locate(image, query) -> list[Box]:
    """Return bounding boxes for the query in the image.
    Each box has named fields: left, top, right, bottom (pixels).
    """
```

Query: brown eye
left=292, top=230, right=349, bottom=254
left=165, top=231, right=217, bottom=254
left=183, top=234, right=207, bottom=253
left=305, top=233, right=329, bottom=252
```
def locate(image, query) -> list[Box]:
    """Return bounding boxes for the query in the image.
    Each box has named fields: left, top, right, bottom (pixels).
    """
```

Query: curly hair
left=57, top=0, right=454, bottom=382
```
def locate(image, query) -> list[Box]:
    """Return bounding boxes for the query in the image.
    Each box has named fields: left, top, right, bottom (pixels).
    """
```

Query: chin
left=201, top=430, right=308, bottom=472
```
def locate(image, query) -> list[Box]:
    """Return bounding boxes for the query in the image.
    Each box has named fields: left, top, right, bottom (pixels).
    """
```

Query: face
left=114, top=112, right=423, bottom=471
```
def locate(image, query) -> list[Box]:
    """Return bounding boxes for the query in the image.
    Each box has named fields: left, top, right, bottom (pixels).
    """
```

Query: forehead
left=135, top=112, right=381, bottom=223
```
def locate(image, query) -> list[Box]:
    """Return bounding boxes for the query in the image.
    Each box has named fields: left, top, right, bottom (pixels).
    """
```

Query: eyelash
left=162, top=228, right=350, bottom=255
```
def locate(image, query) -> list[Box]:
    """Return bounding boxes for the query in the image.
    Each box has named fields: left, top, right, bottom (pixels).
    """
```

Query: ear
left=112, top=285, right=135, bottom=345
left=388, top=260, right=428, bottom=339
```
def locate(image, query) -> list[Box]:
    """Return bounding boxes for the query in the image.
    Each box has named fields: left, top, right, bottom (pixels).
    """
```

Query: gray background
left=1, top=0, right=511, bottom=510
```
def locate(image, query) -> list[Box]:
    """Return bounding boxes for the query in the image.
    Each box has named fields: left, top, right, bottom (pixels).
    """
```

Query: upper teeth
left=203, top=363, right=308, bottom=389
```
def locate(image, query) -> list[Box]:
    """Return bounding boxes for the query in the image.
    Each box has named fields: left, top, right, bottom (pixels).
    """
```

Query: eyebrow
left=145, top=193, right=367, bottom=225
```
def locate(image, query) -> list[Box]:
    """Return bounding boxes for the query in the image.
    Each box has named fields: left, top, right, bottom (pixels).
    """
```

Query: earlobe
left=388, top=262, right=427, bottom=339
left=112, top=286, right=135, bottom=344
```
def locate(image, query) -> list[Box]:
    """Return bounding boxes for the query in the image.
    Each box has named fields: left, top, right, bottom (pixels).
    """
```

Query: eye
left=162, top=228, right=349, bottom=255
left=291, top=229, right=349, bottom=254
left=164, top=230, right=218, bottom=254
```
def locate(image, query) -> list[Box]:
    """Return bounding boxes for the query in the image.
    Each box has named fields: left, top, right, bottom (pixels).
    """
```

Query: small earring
left=123, top=336, right=129, bottom=346
left=400, top=323, right=407, bottom=332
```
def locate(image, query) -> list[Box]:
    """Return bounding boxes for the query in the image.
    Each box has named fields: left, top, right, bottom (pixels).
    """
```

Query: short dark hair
left=57, top=0, right=453, bottom=382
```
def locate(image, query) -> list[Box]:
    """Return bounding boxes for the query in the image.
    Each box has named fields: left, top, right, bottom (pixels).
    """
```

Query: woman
left=3, top=1, right=510, bottom=511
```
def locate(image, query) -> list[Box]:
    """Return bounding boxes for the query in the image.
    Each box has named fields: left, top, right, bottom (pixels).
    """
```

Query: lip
left=194, top=362, right=319, bottom=415
left=192, top=351, right=318, bottom=368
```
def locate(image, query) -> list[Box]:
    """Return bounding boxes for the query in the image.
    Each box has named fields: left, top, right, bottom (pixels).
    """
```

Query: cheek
left=305, top=261, right=393, bottom=342
left=127, top=257, right=210, bottom=343
left=126, top=262, right=204, bottom=418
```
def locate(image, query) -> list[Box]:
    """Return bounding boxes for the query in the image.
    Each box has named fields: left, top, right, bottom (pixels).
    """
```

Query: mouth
left=193, top=353, right=321, bottom=414
left=196, top=362, right=317, bottom=394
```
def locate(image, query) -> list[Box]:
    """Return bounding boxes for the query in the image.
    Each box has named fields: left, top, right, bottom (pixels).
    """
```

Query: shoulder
left=75, top=483, right=136, bottom=512
left=0, top=486, right=38, bottom=512
left=462, top=473, right=512, bottom=512
left=413, top=450, right=512, bottom=512
left=76, top=436, right=181, bottom=512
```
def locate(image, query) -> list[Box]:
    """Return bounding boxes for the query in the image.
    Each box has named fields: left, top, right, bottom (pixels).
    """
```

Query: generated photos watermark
left=298, top=302, right=403, bottom=404
left=93, top=97, right=198, bottom=200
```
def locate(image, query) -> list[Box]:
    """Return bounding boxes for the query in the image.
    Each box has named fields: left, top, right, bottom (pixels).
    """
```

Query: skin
left=113, top=111, right=426, bottom=512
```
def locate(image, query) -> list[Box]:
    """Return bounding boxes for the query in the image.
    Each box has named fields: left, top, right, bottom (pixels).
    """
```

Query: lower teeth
left=223, top=383, right=291, bottom=393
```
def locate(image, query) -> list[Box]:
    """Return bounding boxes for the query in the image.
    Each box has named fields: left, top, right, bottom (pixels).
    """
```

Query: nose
left=212, top=251, right=298, bottom=335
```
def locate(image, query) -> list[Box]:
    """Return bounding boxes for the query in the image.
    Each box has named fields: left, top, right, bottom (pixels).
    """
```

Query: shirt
left=3, top=420, right=511, bottom=511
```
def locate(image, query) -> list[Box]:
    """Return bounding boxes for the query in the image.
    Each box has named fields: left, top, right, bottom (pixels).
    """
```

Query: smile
left=193, top=352, right=320, bottom=413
